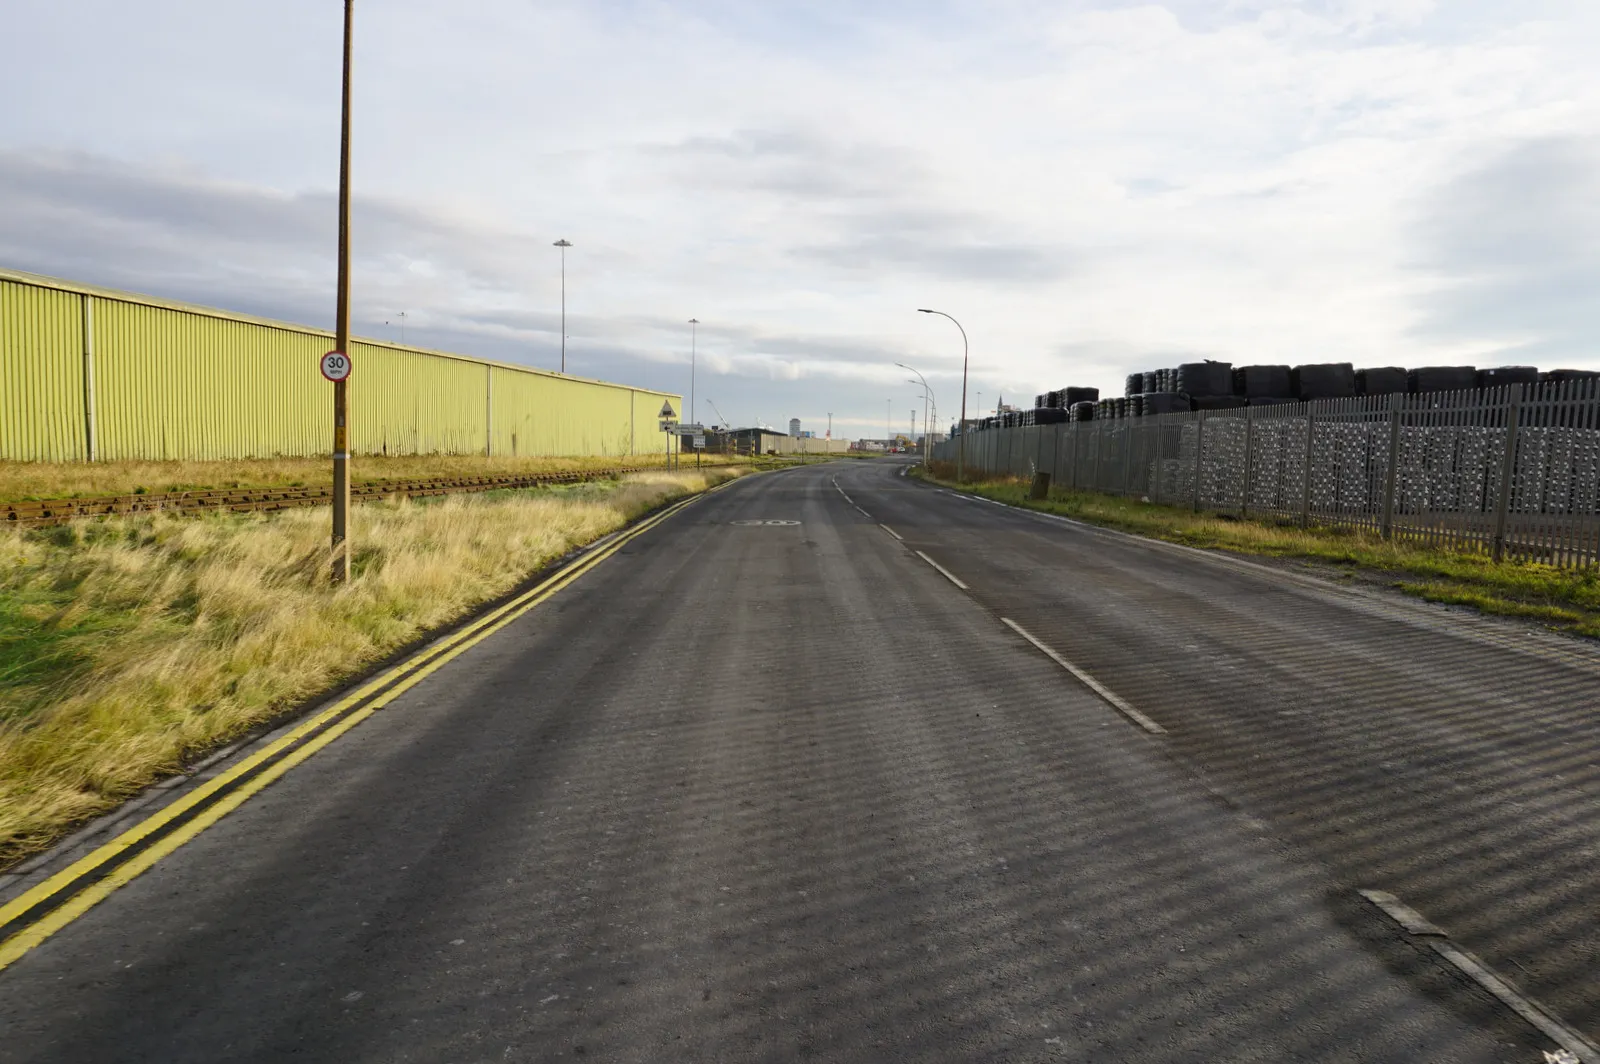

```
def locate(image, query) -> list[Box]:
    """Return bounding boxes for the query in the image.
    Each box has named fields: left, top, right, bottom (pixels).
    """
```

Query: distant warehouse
left=0, top=266, right=680, bottom=463
left=721, top=427, right=852, bottom=456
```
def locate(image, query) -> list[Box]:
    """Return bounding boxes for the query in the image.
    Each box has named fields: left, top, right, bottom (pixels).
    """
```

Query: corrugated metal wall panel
left=1, top=270, right=680, bottom=462
left=94, top=299, right=328, bottom=461
left=1, top=279, right=85, bottom=461
left=350, top=342, right=487, bottom=456
left=490, top=369, right=670, bottom=456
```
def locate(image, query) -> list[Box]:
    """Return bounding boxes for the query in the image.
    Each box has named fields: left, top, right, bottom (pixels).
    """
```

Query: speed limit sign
left=320, top=351, right=352, bottom=382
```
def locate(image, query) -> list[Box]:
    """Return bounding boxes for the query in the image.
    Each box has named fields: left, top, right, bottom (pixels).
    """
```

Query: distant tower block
left=789, top=418, right=801, bottom=437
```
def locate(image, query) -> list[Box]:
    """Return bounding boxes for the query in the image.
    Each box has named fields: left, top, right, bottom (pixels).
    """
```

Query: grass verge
left=914, top=464, right=1600, bottom=640
left=0, top=452, right=750, bottom=503
left=0, top=467, right=744, bottom=865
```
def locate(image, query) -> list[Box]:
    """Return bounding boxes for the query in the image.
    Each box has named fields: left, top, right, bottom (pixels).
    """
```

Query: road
left=3, top=457, right=1598, bottom=1062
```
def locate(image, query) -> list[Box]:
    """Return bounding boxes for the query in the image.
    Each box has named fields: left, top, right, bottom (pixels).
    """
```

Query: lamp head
left=917, top=308, right=933, bottom=314
left=553, top=239, right=572, bottom=248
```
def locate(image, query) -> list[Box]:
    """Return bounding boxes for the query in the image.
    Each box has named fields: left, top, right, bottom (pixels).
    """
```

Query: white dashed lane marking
left=1000, top=618, right=1167, bottom=736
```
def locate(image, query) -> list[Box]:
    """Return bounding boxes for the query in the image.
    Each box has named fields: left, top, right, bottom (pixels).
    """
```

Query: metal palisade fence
left=933, top=379, right=1600, bottom=568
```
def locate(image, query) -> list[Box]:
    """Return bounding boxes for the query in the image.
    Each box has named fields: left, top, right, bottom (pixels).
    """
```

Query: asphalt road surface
left=4, top=458, right=1598, bottom=1063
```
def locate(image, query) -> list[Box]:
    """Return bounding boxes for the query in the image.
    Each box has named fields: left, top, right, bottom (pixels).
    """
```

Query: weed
left=0, top=467, right=746, bottom=864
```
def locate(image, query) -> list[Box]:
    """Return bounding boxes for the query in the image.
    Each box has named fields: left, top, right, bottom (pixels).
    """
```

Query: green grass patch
left=915, top=465, right=1600, bottom=639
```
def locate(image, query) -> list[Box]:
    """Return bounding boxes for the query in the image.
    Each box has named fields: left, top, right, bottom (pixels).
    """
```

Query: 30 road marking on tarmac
left=1358, top=890, right=1600, bottom=1063
left=880, top=524, right=903, bottom=541
left=1000, top=618, right=1167, bottom=735
left=0, top=479, right=740, bottom=973
left=915, top=551, right=969, bottom=590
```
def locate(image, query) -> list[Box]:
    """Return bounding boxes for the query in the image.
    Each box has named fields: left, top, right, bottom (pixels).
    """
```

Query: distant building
left=789, top=418, right=801, bottom=437
left=727, top=427, right=853, bottom=455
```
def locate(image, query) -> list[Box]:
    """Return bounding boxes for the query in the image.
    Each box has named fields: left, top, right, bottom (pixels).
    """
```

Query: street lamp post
left=553, top=239, right=572, bottom=372
left=917, top=309, right=968, bottom=482
left=907, top=380, right=934, bottom=464
left=688, top=318, right=699, bottom=426
left=897, top=361, right=935, bottom=467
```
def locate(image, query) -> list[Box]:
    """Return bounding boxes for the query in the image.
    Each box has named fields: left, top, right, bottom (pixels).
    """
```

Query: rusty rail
left=2, top=468, right=664, bottom=528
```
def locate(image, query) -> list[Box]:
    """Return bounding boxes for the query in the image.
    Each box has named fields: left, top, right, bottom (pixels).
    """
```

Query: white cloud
left=2, top=0, right=1598, bottom=436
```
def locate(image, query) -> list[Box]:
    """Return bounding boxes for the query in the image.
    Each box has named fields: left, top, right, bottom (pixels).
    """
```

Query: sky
left=3, top=1, right=1598, bottom=439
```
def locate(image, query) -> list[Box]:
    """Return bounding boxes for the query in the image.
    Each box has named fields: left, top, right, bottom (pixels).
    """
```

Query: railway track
left=1, top=467, right=667, bottom=528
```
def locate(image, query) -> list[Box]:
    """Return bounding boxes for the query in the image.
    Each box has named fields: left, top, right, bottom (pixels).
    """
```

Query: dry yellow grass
left=0, top=468, right=745, bottom=863
left=0, top=452, right=745, bottom=502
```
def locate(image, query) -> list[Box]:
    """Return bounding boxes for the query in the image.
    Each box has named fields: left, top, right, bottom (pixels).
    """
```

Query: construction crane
left=706, top=399, right=732, bottom=430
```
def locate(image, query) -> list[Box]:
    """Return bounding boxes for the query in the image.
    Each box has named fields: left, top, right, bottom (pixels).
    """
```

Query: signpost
left=658, top=400, right=678, bottom=470
left=330, top=0, right=355, bottom=584
left=320, top=351, right=352, bottom=382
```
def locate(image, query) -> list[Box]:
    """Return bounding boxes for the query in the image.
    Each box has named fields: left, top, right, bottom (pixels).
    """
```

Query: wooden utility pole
left=331, top=0, right=354, bottom=583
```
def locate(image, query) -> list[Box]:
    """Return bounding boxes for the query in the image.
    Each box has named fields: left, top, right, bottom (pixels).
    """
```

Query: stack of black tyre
left=989, top=362, right=1600, bottom=436
left=1174, top=361, right=1243, bottom=410
left=1353, top=367, right=1406, bottom=396
left=1036, top=386, right=1101, bottom=412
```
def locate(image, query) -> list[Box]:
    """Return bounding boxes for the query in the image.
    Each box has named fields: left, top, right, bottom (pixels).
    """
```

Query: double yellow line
left=0, top=485, right=719, bottom=972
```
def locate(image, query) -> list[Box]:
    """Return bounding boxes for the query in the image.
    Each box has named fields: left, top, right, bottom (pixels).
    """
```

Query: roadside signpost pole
left=659, top=400, right=677, bottom=472
left=331, top=0, right=354, bottom=585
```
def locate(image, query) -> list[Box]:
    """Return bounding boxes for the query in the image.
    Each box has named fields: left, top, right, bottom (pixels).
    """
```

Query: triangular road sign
left=659, top=400, right=677, bottom=418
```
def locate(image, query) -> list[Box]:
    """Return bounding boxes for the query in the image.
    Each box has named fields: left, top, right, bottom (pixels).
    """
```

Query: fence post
left=1241, top=405, right=1254, bottom=518
left=1096, top=420, right=1106, bottom=491
left=1380, top=394, right=1401, bottom=539
left=1191, top=411, right=1206, bottom=513
left=1300, top=411, right=1316, bottom=527
left=1491, top=384, right=1523, bottom=562
left=1119, top=421, right=1133, bottom=496
left=1150, top=418, right=1162, bottom=505
left=80, top=295, right=98, bottom=462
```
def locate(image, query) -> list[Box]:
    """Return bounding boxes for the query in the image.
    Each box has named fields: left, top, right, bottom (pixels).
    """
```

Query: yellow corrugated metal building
left=0, top=267, right=679, bottom=463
